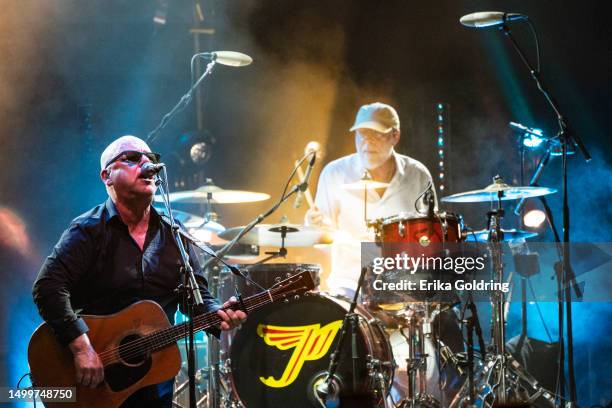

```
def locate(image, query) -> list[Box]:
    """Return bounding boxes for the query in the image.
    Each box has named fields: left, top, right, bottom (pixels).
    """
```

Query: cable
left=525, top=18, right=541, bottom=74
left=527, top=279, right=554, bottom=343
left=16, top=373, right=36, bottom=408
left=414, top=180, right=433, bottom=214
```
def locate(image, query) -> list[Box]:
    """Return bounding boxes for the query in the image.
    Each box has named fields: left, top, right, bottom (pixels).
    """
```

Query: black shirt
left=32, top=198, right=220, bottom=345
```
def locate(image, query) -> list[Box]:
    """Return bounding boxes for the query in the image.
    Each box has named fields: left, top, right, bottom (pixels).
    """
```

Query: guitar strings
left=97, top=284, right=303, bottom=365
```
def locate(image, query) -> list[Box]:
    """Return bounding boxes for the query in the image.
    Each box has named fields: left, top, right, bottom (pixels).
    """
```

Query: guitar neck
left=146, top=290, right=274, bottom=352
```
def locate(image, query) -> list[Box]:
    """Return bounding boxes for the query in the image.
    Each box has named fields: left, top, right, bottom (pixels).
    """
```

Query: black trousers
left=119, top=380, right=174, bottom=408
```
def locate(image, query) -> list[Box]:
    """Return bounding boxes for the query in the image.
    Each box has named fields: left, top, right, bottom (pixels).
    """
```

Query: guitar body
left=28, top=301, right=181, bottom=408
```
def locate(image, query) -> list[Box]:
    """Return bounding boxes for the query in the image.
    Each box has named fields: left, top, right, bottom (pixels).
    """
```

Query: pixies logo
left=257, top=321, right=342, bottom=388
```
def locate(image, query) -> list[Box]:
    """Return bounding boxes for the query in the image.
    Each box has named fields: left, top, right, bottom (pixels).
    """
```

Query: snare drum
left=223, top=293, right=394, bottom=407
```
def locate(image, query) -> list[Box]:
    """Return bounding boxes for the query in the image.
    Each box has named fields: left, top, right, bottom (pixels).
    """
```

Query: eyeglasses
left=356, top=129, right=394, bottom=142
left=104, top=150, right=161, bottom=168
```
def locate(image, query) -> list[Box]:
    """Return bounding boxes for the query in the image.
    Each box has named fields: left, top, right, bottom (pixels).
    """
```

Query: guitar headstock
left=267, top=271, right=315, bottom=301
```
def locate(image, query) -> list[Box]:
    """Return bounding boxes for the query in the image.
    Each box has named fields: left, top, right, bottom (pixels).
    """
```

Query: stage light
left=522, top=130, right=545, bottom=148
left=523, top=209, right=546, bottom=228
left=177, top=130, right=215, bottom=166
left=190, top=141, right=212, bottom=164
left=435, top=102, right=450, bottom=193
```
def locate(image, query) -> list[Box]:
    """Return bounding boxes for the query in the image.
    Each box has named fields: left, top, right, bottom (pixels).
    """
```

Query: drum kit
left=166, top=175, right=562, bottom=407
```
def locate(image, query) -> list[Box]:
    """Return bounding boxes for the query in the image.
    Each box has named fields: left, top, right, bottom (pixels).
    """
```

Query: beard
left=359, top=151, right=390, bottom=170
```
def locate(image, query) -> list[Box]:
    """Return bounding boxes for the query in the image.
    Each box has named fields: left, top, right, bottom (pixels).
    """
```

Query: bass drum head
left=229, top=293, right=392, bottom=407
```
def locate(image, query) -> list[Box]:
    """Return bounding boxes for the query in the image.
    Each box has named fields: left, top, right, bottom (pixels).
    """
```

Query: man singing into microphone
left=32, top=135, right=246, bottom=407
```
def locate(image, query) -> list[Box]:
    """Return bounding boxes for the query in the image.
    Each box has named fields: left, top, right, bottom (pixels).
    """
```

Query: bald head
left=100, top=135, right=151, bottom=170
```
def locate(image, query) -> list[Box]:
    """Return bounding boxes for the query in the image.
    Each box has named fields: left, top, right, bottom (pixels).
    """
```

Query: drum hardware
left=459, top=293, right=487, bottom=408
left=395, top=304, right=441, bottom=408
left=341, top=171, right=391, bottom=226
left=367, top=356, right=396, bottom=407
left=484, top=183, right=511, bottom=404
left=464, top=228, right=538, bottom=243
left=218, top=223, right=334, bottom=247
left=448, top=175, right=547, bottom=406
left=317, top=266, right=393, bottom=407
left=399, top=221, right=406, bottom=237
left=252, top=225, right=293, bottom=265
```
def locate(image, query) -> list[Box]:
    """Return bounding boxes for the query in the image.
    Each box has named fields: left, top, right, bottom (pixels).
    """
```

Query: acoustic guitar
left=28, top=271, right=315, bottom=407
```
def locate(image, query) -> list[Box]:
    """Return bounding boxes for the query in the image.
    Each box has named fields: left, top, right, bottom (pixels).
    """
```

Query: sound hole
left=119, top=334, right=150, bottom=365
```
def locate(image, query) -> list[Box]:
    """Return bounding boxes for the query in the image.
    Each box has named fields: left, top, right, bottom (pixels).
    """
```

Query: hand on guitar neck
left=217, top=296, right=247, bottom=331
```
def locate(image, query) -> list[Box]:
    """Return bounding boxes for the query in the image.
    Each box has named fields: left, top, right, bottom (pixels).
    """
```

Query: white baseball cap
left=349, top=102, right=400, bottom=133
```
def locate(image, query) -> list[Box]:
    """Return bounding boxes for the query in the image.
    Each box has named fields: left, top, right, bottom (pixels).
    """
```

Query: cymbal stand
left=252, top=225, right=290, bottom=266
left=486, top=190, right=508, bottom=403
left=203, top=180, right=219, bottom=225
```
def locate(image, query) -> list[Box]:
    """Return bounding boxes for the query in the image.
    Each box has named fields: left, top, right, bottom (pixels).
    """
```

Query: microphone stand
left=498, top=19, right=591, bottom=406
left=317, top=266, right=372, bottom=407
left=200, top=151, right=315, bottom=271
left=146, top=58, right=216, bottom=144
left=156, top=173, right=268, bottom=408
left=156, top=168, right=204, bottom=408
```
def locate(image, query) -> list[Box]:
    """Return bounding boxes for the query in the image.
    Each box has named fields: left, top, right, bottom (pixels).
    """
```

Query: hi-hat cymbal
left=465, top=228, right=539, bottom=242
left=441, top=178, right=556, bottom=203
left=218, top=224, right=334, bottom=247
left=341, top=179, right=391, bottom=190
left=153, top=181, right=270, bottom=204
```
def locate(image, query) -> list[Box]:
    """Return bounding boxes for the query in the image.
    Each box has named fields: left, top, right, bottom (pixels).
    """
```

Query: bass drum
left=226, top=293, right=394, bottom=407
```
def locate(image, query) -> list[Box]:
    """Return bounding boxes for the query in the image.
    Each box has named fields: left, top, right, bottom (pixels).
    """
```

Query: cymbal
left=218, top=224, right=334, bottom=247
left=465, top=228, right=539, bottom=242
left=153, top=183, right=270, bottom=204
left=153, top=207, right=205, bottom=228
left=341, top=179, right=391, bottom=190
left=441, top=179, right=556, bottom=203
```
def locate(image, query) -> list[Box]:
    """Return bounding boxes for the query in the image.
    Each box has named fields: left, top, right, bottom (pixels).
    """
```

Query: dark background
left=1, top=1, right=610, bottom=406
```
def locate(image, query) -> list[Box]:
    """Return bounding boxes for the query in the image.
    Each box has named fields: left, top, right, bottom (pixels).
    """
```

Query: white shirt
left=312, top=151, right=436, bottom=294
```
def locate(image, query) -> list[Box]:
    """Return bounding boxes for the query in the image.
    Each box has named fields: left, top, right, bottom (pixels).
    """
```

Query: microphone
left=197, top=51, right=253, bottom=67
left=425, top=185, right=435, bottom=220
left=305, top=141, right=321, bottom=155
left=141, top=162, right=165, bottom=178
left=294, top=152, right=317, bottom=209
left=460, top=11, right=527, bottom=28
left=509, top=121, right=558, bottom=143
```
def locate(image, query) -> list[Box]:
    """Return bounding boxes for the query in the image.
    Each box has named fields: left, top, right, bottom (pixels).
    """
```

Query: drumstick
left=295, top=160, right=315, bottom=209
